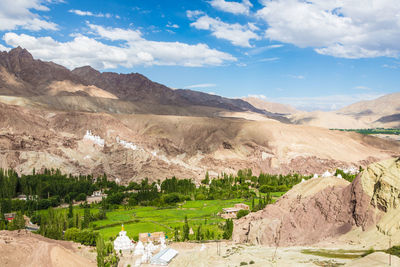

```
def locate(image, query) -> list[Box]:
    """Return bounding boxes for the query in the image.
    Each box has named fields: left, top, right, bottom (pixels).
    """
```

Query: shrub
left=162, top=193, right=182, bottom=204
left=195, top=193, right=206, bottom=200
left=64, top=227, right=98, bottom=246
left=240, top=262, right=248, bottom=266
left=75, top=193, right=87, bottom=202
left=236, top=209, right=250, bottom=219
left=249, top=260, right=255, bottom=264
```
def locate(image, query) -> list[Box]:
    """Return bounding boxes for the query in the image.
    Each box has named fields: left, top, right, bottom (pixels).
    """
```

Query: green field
left=66, top=199, right=251, bottom=241
left=330, top=128, right=400, bottom=135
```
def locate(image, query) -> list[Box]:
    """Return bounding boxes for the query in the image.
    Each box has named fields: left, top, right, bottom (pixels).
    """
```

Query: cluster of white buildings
left=116, top=136, right=139, bottom=151
left=313, top=167, right=359, bottom=179
left=84, top=130, right=105, bottom=147
left=113, top=225, right=177, bottom=266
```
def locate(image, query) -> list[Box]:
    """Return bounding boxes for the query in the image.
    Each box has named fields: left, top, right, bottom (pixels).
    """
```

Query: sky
left=0, top=0, right=399, bottom=111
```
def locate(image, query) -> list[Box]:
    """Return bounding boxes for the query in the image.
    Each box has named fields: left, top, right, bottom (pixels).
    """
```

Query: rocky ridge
left=233, top=158, right=400, bottom=246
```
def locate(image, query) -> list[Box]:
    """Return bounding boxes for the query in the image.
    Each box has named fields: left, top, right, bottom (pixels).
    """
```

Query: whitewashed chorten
left=114, top=225, right=134, bottom=252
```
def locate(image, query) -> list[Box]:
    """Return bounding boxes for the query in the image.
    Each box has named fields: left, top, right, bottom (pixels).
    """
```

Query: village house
left=139, top=232, right=165, bottom=243
left=16, top=194, right=27, bottom=201
left=91, top=190, right=106, bottom=197
left=220, top=203, right=250, bottom=219
left=4, top=213, right=16, bottom=222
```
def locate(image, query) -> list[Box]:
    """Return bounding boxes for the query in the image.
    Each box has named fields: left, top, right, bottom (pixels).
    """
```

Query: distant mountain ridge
left=0, top=47, right=276, bottom=117
left=242, top=96, right=298, bottom=114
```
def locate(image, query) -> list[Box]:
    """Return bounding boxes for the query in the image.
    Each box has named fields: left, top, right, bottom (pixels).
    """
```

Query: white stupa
left=322, top=171, right=332, bottom=177
left=159, top=236, right=166, bottom=250
left=141, top=246, right=152, bottom=263
left=114, top=225, right=135, bottom=252
left=313, top=173, right=319, bottom=179
left=134, top=241, right=145, bottom=255
left=146, top=241, right=157, bottom=253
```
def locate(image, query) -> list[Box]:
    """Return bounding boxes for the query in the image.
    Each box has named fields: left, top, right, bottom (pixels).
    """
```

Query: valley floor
left=163, top=242, right=400, bottom=267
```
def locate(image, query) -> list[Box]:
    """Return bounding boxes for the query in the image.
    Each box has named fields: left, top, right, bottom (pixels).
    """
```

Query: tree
left=182, top=216, right=189, bottom=241
left=174, top=227, right=179, bottom=242
left=8, top=211, right=25, bottom=230
left=223, top=219, right=233, bottom=239
left=68, top=202, right=73, bottom=218
left=196, top=224, right=203, bottom=241
left=236, top=209, right=250, bottom=219
left=82, top=207, right=91, bottom=229
left=97, top=235, right=105, bottom=267
left=201, top=172, right=210, bottom=185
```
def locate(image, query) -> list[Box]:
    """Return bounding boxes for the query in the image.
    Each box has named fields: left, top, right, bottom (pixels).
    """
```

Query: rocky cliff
left=232, top=158, right=400, bottom=246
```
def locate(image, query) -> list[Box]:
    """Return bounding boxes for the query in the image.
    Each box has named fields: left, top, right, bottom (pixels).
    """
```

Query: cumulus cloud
left=186, top=10, right=205, bottom=19
left=190, top=15, right=260, bottom=47
left=69, top=9, right=113, bottom=18
left=257, top=0, right=400, bottom=58
left=0, top=43, right=10, bottom=52
left=184, top=83, right=216, bottom=89
left=0, top=0, right=58, bottom=31
left=3, top=24, right=236, bottom=69
left=166, top=22, right=179, bottom=29
left=209, top=0, right=253, bottom=15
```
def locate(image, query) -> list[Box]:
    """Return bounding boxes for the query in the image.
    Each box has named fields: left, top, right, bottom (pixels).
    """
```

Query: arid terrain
left=233, top=158, right=400, bottom=248
left=287, top=93, right=400, bottom=129
left=0, top=230, right=96, bottom=267
left=0, top=48, right=399, bottom=183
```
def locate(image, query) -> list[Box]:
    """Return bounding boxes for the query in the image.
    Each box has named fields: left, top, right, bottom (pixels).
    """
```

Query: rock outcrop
left=233, top=158, right=400, bottom=246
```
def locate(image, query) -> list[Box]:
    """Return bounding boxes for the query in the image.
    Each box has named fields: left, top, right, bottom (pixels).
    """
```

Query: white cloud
left=287, top=74, right=305, bottom=79
left=248, top=94, right=267, bottom=99
left=269, top=93, right=384, bottom=111
left=190, top=15, right=260, bottom=47
left=185, top=83, right=216, bottom=89
left=69, top=9, right=115, bottom=19
left=259, top=57, right=279, bottom=62
left=209, top=0, right=253, bottom=15
left=0, top=43, right=10, bottom=51
left=245, top=44, right=283, bottom=56
left=257, top=0, right=400, bottom=59
left=0, top=0, right=58, bottom=31
left=3, top=24, right=236, bottom=69
left=166, top=22, right=179, bottom=29
left=186, top=10, right=204, bottom=19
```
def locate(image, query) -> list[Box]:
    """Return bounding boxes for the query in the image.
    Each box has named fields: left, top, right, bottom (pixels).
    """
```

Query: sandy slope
left=0, top=230, right=96, bottom=267
left=0, top=101, right=399, bottom=182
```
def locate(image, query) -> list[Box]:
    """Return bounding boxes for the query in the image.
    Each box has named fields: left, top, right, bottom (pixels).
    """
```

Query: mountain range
left=0, top=47, right=399, bottom=182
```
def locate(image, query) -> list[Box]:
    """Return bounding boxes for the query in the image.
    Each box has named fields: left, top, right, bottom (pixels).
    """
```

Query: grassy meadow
left=49, top=199, right=254, bottom=241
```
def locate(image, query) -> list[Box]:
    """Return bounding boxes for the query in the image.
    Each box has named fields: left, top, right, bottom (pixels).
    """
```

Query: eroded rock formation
left=233, top=158, right=400, bottom=246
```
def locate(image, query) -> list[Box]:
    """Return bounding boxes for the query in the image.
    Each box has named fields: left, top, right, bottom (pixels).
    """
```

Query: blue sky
left=0, top=0, right=399, bottom=110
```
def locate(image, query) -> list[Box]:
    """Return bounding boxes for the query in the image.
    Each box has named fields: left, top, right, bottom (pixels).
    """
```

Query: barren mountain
left=289, top=93, right=400, bottom=129
left=0, top=47, right=275, bottom=117
left=233, top=157, right=400, bottom=247
left=0, top=99, right=399, bottom=182
left=0, top=47, right=399, bottom=182
left=243, top=96, right=298, bottom=114
left=339, top=92, right=400, bottom=117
